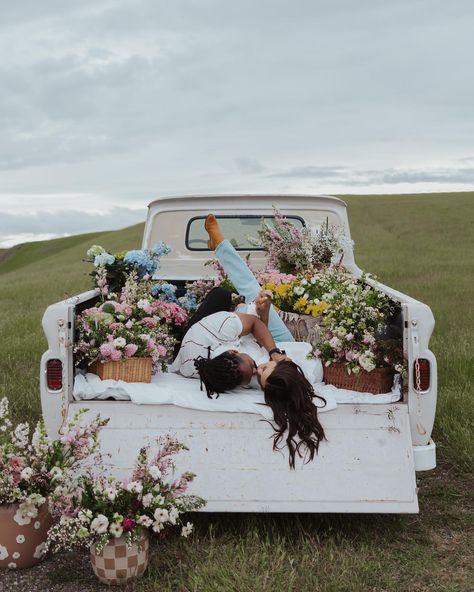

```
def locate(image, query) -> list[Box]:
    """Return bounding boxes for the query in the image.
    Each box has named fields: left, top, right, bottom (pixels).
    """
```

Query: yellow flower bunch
left=306, top=301, right=327, bottom=317
left=275, top=283, right=292, bottom=297
left=293, top=297, right=327, bottom=316
left=293, top=296, right=309, bottom=312
left=262, top=281, right=296, bottom=310
left=263, top=281, right=327, bottom=318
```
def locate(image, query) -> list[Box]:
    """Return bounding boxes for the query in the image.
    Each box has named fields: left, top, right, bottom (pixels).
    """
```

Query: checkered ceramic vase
left=90, top=531, right=149, bottom=585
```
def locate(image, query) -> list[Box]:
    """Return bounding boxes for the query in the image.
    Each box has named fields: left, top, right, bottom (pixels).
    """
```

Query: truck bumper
left=414, top=439, right=436, bottom=471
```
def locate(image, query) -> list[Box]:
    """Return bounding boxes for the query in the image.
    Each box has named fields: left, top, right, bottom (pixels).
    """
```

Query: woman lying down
left=170, top=215, right=327, bottom=468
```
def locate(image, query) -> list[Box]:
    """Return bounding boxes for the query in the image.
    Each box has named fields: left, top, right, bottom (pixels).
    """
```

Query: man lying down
left=170, top=214, right=327, bottom=468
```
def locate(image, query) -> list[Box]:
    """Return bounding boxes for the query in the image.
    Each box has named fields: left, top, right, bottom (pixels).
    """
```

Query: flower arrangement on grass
left=46, top=436, right=205, bottom=553
left=0, top=398, right=108, bottom=520
left=251, top=207, right=352, bottom=274
left=75, top=271, right=187, bottom=372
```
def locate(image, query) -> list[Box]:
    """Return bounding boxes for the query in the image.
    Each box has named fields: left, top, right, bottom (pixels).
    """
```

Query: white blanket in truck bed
left=73, top=371, right=402, bottom=419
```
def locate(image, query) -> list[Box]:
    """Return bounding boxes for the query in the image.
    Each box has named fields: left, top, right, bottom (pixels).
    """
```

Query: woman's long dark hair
left=264, top=360, right=327, bottom=469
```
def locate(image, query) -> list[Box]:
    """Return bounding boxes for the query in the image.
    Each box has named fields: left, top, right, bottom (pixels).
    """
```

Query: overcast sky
left=1, top=0, right=473, bottom=247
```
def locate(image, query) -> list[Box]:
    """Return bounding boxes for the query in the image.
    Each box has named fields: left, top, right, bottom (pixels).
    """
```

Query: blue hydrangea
left=179, top=292, right=198, bottom=313
left=94, top=252, right=115, bottom=267
left=123, top=250, right=157, bottom=276
left=152, top=242, right=172, bottom=257
left=151, top=282, right=178, bottom=302
left=161, top=283, right=176, bottom=297
left=150, top=284, right=162, bottom=297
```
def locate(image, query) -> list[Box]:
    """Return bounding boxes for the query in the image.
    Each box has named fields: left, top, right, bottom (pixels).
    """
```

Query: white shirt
left=169, top=310, right=323, bottom=385
left=169, top=311, right=249, bottom=378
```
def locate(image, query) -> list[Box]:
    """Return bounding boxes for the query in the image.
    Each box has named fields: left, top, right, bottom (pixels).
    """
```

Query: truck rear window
left=186, top=215, right=305, bottom=251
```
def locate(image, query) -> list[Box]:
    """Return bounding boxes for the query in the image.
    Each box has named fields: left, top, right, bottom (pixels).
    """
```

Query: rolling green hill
left=0, top=223, right=145, bottom=276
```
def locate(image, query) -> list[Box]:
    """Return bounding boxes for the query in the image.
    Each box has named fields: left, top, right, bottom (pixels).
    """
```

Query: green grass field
left=0, top=192, right=473, bottom=591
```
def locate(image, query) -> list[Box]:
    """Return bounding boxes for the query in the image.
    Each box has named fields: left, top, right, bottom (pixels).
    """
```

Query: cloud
left=0, top=233, right=69, bottom=249
left=0, top=207, right=144, bottom=237
left=234, top=157, right=266, bottom=174
left=270, top=165, right=350, bottom=179
left=266, top=164, right=474, bottom=186
left=352, top=167, right=474, bottom=186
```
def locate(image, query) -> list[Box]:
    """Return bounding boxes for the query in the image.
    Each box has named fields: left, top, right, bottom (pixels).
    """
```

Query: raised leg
left=215, top=239, right=294, bottom=343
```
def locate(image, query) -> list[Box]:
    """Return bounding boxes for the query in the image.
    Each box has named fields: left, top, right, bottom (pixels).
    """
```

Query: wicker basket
left=323, top=362, right=394, bottom=394
left=89, top=357, right=153, bottom=383
left=277, top=310, right=323, bottom=343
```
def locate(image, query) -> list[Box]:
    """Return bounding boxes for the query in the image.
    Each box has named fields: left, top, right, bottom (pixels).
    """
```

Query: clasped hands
left=255, top=289, right=273, bottom=319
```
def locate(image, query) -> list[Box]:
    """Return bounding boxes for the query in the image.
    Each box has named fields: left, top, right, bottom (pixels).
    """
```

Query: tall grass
left=0, top=224, right=144, bottom=423
left=343, top=192, right=474, bottom=471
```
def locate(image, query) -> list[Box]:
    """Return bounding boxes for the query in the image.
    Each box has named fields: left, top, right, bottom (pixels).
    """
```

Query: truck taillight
left=46, top=359, right=63, bottom=391
left=413, top=358, right=430, bottom=391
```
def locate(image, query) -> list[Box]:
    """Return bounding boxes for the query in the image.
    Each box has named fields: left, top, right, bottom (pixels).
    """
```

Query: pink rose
left=122, top=517, right=136, bottom=531
left=110, top=349, right=122, bottom=361
left=8, top=456, right=25, bottom=473
left=156, top=345, right=167, bottom=358
left=124, top=343, right=138, bottom=357
left=125, top=320, right=133, bottom=329
left=100, top=343, right=113, bottom=358
left=345, top=351, right=355, bottom=361
left=142, top=317, right=157, bottom=329
left=146, top=339, right=155, bottom=351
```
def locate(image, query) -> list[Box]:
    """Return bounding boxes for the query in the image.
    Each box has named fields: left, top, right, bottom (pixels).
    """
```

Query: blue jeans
left=215, top=240, right=294, bottom=342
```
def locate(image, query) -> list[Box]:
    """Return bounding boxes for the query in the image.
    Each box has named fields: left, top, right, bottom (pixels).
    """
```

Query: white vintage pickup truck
left=40, top=195, right=437, bottom=513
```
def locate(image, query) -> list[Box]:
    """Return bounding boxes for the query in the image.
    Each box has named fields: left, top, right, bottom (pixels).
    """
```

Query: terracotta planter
left=90, top=530, right=149, bottom=585
left=0, top=501, right=53, bottom=569
left=277, top=310, right=323, bottom=343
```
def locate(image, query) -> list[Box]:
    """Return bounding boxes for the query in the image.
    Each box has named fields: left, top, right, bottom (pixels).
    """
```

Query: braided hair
left=194, top=351, right=243, bottom=399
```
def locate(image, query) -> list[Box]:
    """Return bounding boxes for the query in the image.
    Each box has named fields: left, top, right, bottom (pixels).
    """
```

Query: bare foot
left=204, top=214, right=224, bottom=250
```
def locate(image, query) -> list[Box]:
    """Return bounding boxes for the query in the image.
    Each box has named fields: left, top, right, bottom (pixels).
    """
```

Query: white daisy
left=181, top=522, right=193, bottom=538
left=153, top=508, right=169, bottom=523
left=90, top=514, right=109, bottom=535
left=137, top=515, right=153, bottom=528
left=109, top=522, right=123, bottom=538
left=148, top=465, right=162, bottom=480
left=142, top=493, right=154, bottom=508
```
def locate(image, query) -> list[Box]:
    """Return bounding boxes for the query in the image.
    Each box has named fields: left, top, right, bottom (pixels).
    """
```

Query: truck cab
left=41, top=195, right=437, bottom=513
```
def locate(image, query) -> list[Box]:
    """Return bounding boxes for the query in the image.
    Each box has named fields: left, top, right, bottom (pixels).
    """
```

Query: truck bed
left=68, top=400, right=418, bottom=513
